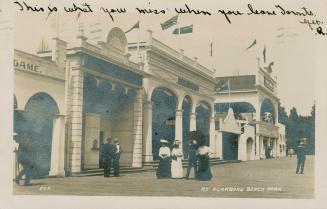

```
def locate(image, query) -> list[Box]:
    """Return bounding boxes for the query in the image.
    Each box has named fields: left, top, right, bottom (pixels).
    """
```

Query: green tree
left=287, top=107, right=300, bottom=149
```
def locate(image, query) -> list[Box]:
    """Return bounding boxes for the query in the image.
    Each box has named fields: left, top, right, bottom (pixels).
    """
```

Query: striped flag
left=172, top=24, right=193, bottom=35
left=215, top=80, right=230, bottom=92
left=160, top=15, right=178, bottom=30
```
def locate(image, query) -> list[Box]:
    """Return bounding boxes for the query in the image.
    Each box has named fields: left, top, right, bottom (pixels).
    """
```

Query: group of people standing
left=14, top=133, right=34, bottom=186
left=156, top=134, right=213, bottom=181
left=101, top=137, right=122, bottom=177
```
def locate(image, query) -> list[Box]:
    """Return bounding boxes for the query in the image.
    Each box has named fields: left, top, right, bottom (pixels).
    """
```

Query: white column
left=255, top=135, right=260, bottom=160
left=274, top=139, right=278, bottom=157
left=143, top=101, right=153, bottom=162
left=190, top=112, right=196, bottom=131
left=49, top=115, right=66, bottom=177
left=69, top=68, right=84, bottom=173
left=238, top=136, right=243, bottom=161
left=175, top=109, right=183, bottom=152
left=132, top=90, right=143, bottom=167
left=217, top=131, right=223, bottom=159
left=209, top=115, right=216, bottom=157
left=260, top=136, right=265, bottom=159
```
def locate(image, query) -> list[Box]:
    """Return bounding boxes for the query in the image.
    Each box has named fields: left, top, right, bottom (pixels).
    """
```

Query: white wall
left=238, top=124, right=255, bottom=161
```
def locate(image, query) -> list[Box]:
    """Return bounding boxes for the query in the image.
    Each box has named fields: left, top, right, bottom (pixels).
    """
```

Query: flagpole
left=137, top=14, right=141, bottom=62
left=228, top=79, right=231, bottom=109
left=178, top=16, right=181, bottom=51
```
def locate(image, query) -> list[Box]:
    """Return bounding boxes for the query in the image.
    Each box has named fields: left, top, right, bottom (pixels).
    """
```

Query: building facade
left=14, top=27, right=286, bottom=177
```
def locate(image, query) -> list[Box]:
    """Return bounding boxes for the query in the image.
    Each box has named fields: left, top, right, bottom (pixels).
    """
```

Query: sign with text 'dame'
left=14, top=59, right=41, bottom=74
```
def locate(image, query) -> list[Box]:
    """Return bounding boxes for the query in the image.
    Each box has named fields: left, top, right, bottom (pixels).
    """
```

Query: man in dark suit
left=113, top=138, right=122, bottom=177
left=296, top=139, right=306, bottom=174
left=185, top=140, right=198, bottom=179
left=102, top=137, right=115, bottom=177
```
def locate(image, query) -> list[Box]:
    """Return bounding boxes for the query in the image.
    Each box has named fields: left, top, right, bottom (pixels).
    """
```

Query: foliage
left=279, top=104, right=315, bottom=154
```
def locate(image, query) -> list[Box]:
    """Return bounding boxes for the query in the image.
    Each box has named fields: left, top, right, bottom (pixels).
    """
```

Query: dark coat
left=296, top=145, right=306, bottom=160
left=188, top=143, right=198, bottom=162
left=102, top=143, right=115, bottom=161
left=16, top=139, right=33, bottom=165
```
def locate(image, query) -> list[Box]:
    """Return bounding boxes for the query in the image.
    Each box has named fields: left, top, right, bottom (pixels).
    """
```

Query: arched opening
left=83, top=76, right=137, bottom=168
left=151, top=87, right=177, bottom=160
left=246, top=137, right=254, bottom=160
left=260, top=99, right=276, bottom=124
left=196, top=102, right=211, bottom=146
left=222, top=132, right=239, bottom=160
left=15, top=92, right=60, bottom=178
left=182, top=96, right=192, bottom=158
left=215, top=102, right=256, bottom=121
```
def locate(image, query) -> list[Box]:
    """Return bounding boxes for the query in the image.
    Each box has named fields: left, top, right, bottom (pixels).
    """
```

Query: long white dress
left=171, top=147, right=183, bottom=178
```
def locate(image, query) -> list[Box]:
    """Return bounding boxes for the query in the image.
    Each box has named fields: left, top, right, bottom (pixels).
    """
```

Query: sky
left=14, top=0, right=325, bottom=116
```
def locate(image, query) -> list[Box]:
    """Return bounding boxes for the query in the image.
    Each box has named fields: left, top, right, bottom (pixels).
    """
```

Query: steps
left=70, top=166, right=147, bottom=177
left=144, top=158, right=241, bottom=171
left=70, top=158, right=241, bottom=177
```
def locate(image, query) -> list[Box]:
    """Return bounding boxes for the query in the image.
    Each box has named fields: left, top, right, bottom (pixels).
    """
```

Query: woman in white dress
left=171, top=141, right=183, bottom=179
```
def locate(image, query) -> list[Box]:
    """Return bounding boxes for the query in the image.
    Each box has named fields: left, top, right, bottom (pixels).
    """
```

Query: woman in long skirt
left=171, top=141, right=183, bottom=178
left=196, top=145, right=212, bottom=181
left=156, top=139, right=171, bottom=179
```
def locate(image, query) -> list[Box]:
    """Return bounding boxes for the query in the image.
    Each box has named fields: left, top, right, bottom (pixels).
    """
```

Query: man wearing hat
left=185, top=139, right=198, bottom=179
left=296, top=138, right=307, bottom=174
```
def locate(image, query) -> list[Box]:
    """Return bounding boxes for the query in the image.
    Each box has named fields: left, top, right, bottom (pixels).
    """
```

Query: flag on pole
left=215, top=80, right=230, bottom=92
left=160, top=15, right=178, bottom=30
left=172, top=25, right=193, bottom=35
left=263, top=45, right=266, bottom=63
left=125, top=21, right=140, bottom=34
left=245, top=39, right=256, bottom=51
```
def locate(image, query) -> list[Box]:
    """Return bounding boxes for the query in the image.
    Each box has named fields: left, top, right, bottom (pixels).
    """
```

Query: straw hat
left=160, top=139, right=169, bottom=144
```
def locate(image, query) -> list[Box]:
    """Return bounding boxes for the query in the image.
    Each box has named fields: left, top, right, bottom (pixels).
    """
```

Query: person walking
left=102, top=137, right=115, bottom=177
left=15, top=133, right=33, bottom=186
left=296, top=139, right=306, bottom=174
left=171, top=141, right=183, bottom=179
left=113, top=138, right=122, bottom=177
left=195, top=135, right=212, bottom=181
left=185, top=140, right=198, bottom=179
left=156, top=139, right=171, bottom=179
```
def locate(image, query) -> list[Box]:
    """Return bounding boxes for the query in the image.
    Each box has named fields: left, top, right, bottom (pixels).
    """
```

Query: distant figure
left=296, top=140, right=306, bottom=174
left=266, top=146, right=271, bottom=159
left=171, top=141, right=183, bottom=179
left=185, top=140, right=198, bottom=179
left=196, top=140, right=212, bottom=181
left=156, top=139, right=171, bottom=179
left=102, top=137, right=115, bottom=177
left=15, top=133, right=33, bottom=186
left=288, top=148, right=294, bottom=158
left=113, top=138, right=122, bottom=177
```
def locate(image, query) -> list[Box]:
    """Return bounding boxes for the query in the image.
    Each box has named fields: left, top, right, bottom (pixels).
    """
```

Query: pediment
left=220, top=108, right=242, bottom=134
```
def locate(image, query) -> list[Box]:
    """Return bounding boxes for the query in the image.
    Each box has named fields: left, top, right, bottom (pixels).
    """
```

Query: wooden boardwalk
left=13, top=156, right=314, bottom=198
